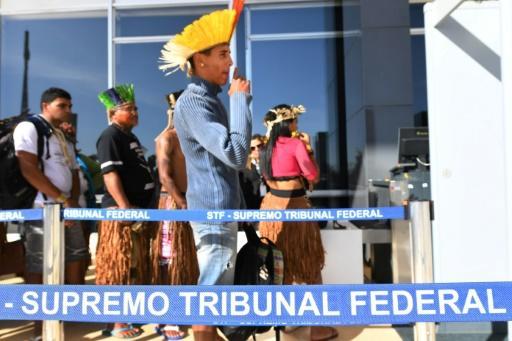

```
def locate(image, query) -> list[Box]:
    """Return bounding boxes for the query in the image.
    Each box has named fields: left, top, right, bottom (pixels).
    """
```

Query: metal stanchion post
left=409, top=201, right=435, bottom=341
left=42, top=203, right=64, bottom=341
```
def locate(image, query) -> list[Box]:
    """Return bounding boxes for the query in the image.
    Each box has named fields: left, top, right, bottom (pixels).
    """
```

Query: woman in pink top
left=259, top=104, right=337, bottom=341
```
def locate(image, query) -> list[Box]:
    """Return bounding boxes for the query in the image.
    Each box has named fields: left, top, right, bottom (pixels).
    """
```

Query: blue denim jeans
left=190, top=222, right=237, bottom=285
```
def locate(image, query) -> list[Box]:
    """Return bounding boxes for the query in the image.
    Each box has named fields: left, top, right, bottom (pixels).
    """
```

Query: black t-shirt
left=96, top=124, right=155, bottom=208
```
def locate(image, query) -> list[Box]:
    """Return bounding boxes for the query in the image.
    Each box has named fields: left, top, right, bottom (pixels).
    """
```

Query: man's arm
left=179, top=91, right=252, bottom=170
left=155, top=134, right=187, bottom=209
left=17, top=150, right=66, bottom=202
left=68, top=169, right=80, bottom=207
left=103, top=171, right=132, bottom=209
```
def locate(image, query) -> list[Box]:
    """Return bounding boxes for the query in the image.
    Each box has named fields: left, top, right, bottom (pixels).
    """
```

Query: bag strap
left=241, top=222, right=260, bottom=245
left=25, top=115, right=53, bottom=201
left=25, top=115, right=53, bottom=161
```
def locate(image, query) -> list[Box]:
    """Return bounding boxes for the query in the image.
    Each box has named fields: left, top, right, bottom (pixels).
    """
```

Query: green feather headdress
left=98, top=84, right=136, bottom=110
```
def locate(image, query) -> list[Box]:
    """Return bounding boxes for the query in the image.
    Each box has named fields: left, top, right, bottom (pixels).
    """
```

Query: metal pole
left=501, top=0, right=512, bottom=334
left=108, top=0, right=115, bottom=89
left=42, top=203, right=64, bottom=341
left=409, top=201, right=435, bottom=341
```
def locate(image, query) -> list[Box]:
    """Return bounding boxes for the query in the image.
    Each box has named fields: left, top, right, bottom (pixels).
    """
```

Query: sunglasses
left=251, top=144, right=263, bottom=151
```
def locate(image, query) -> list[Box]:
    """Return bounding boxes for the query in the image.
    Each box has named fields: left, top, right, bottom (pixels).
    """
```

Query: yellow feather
left=159, top=9, right=237, bottom=73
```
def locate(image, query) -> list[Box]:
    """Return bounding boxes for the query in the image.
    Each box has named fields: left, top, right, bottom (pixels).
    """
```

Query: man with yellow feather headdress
left=160, top=1, right=250, bottom=340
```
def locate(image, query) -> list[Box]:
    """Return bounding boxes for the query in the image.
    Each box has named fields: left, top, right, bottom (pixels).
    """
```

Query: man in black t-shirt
left=95, top=84, right=155, bottom=339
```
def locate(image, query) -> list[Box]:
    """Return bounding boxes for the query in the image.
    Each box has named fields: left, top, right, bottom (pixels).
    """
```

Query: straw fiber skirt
left=151, top=193, right=199, bottom=285
left=95, top=219, right=154, bottom=285
left=258, top=191, right=325, bottom=284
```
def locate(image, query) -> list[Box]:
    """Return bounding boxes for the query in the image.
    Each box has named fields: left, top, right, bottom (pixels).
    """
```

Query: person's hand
left=115, top=204, right=138, bottom=226
left=175, top=196, right=187, bottom=210
left=229, top=67, right=250, bottom=96
left=299, top=132, right=311, bottom=144
left=63, top=197, right=79, bottom=208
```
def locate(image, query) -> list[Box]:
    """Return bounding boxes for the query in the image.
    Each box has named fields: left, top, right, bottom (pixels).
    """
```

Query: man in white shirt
left=14, top=87, right=88, bottom=340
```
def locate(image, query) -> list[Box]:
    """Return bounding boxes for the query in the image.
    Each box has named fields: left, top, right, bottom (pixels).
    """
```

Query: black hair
left=260, top=104, right=295, bottom=180
left=251, top=133, right=263, bottom=141
left=40, top=87, right=71, bottom=109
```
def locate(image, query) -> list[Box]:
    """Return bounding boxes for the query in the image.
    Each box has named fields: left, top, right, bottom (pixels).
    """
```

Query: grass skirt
left=95, top=219, right=154, bottom=285
left=258, top=192, right=325, bottom=284
left=151, top=193, right=199, bottom=285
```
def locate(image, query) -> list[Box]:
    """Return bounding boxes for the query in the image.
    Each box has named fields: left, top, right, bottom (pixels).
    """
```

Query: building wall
left=425, top=1, right=509, bottom=282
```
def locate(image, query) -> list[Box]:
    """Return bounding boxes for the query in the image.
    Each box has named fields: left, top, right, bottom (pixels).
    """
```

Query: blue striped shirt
left=174, top=76, right=252, bottom=210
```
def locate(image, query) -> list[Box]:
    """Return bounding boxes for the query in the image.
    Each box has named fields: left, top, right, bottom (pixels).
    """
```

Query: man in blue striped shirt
left=173, top=42, right=251, bottom=285
left=174, top=43, right=251, bottom=341
left=160, top=6, right=250, bottom=339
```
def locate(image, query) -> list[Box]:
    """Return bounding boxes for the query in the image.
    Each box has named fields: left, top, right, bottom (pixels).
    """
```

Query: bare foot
left=311, top=326, right=338, bottom=341
left=162, top=325, right=186, bottom=340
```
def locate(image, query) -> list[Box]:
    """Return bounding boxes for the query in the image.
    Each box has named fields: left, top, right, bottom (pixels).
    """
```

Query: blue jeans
left=190, top=222, right=237, bottom=285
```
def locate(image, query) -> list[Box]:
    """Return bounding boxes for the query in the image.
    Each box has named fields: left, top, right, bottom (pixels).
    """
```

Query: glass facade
left=0, top=1, right=428, bottom=208
left=0, top=14, right=107, bottom=154
left=116, top=6, right=222, bottom=37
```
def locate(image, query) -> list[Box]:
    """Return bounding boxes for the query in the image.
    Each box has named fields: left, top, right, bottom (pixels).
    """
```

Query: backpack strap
left=241, top=222, right=260, bottom=245
left=25, top=115, right=53, bottom=161
left=24, top=115, right=53, bottom=201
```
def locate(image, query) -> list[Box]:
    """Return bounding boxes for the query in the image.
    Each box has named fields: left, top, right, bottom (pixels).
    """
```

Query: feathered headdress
left=264, top=105, right=306, bottom=137
left=98, top=84, right=136, bottom=110
left=159, top=0, right=244, bottom=75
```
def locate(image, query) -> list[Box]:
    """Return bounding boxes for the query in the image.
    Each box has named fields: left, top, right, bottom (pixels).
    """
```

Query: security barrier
left=1, top=204, right=506, bottom=341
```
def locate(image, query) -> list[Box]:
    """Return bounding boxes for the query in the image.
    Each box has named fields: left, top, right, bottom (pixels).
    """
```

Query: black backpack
left=0, top=115, right=52, bottom=209
left=220, top=223, right=284, bottom=341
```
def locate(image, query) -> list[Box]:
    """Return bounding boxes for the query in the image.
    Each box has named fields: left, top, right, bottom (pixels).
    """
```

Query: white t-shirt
left=13, top=116, right=78, bottom=206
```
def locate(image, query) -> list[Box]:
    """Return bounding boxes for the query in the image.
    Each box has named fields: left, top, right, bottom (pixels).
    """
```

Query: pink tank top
left=271, top=137, right=318, bottom=181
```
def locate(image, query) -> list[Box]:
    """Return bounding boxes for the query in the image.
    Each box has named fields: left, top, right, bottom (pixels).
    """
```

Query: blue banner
left=61, top=207, right=405, bottom=222
left=0, top=283, right=510, bottom=325
left=0, top=209, right=42, bottom=222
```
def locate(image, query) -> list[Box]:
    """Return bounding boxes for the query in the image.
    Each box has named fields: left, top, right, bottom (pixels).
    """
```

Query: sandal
left=102, top=323, right=143, bottom=339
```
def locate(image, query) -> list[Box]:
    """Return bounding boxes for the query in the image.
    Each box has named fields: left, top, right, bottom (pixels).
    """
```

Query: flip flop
left=102, top=324, right=143, bottom=339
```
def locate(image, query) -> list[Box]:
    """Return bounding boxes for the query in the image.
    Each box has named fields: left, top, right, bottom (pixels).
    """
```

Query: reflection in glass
left=116, top=6, right=223, bottom=37
left=251, top=38, right=345, bottom=198
left=411, top=35, right=427, bottom=117
left=1, top=15, right=107, bottom=155
left=251, top=5, right=340, bottom=34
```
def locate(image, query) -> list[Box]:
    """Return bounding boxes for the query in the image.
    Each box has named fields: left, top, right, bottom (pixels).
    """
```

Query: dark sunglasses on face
left=251, top=144, right=263, bottom=151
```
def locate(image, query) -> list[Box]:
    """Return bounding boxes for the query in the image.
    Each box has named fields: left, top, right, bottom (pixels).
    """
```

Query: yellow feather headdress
left=159, top=0, right=244, bottom=75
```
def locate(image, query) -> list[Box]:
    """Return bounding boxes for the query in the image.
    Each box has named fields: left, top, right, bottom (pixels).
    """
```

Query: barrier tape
left=0, top=283, right=510, bottom=325
left=0, top=207, right=405, bottom=222
left=0, top=209, right=42, bottom=222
